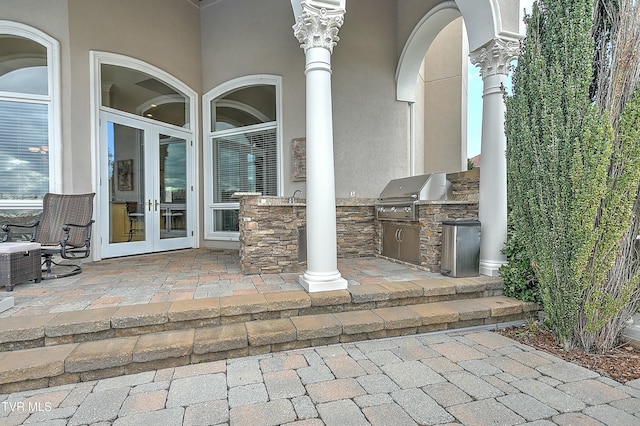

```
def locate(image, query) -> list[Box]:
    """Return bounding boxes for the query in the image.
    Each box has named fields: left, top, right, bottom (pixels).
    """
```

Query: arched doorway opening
left=395, top=2, right=466, bottom=175
left=396, top=0, right=521, bottom=276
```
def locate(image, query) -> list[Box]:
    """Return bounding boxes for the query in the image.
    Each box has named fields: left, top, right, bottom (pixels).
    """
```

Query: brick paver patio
left=0, top=249, right=638, bottom=424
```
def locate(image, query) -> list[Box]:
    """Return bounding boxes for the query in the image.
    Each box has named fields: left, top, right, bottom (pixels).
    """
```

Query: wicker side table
left=0, top=242, right=42, bottom=291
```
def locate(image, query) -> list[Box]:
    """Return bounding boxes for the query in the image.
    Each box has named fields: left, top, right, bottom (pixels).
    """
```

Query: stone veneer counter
left=236, top=169, right=479, bottom=274
left=237, top=194, right=377, bottom=274
left=236, top=196, right=478, bottom=275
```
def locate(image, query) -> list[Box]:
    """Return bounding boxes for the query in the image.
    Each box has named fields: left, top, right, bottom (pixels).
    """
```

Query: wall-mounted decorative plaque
left=292, top=137, right=306, bottom=182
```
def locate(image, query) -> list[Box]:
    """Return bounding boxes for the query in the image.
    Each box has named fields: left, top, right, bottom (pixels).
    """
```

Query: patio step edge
left=0, top=296, right=538, bottom=393
left=0, top=276, right=510, bottom=353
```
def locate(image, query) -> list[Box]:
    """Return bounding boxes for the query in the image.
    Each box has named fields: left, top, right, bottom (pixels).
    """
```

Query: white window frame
left=0, top=20, right=62, bottom=208
left=203, top=75, right=283, bottom=241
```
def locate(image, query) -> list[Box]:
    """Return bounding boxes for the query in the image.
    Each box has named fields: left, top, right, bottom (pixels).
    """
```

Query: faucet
left=289, top=189, right=303, bottom=203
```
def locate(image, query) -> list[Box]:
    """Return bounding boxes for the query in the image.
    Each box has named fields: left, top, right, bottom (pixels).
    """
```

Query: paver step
left=0, top=294, right=539, bottom=393
left=0, top=276, right=509, bottom=353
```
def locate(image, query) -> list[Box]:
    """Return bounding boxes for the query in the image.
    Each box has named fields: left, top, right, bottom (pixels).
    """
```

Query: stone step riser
left=0, top=298, right=509, bottom=353
left=0, top=300, right=536, bottom=394
left=0, top=282, right=508, bottom=353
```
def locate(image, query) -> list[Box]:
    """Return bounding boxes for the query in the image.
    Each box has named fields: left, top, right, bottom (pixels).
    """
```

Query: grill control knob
left=391, top=207, right=396, bottom=212
left=404, top=207, right=411, bottom=213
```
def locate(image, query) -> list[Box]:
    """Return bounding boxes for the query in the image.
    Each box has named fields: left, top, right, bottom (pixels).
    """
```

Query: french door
left=100, top=111, right=194, bottom=258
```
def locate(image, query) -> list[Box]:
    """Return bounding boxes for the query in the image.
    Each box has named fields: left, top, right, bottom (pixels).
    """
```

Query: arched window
left=203, top=76, right=282, bottom=240
left=100, top=63, right=190, bottom=129
left=0, top=21, right=60, bottom=232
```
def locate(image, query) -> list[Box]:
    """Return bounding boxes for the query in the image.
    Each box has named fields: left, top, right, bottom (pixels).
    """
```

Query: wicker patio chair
left=1, top=193, right=95, bottom=279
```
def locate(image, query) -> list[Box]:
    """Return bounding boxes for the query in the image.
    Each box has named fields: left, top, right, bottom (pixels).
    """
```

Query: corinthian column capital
left=470, top=38, right=520, bottom=78
left=293, top=1, right=345, bottom=54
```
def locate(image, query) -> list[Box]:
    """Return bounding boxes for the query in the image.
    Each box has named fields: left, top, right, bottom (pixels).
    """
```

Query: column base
left=479, top=260, right=505, bottom=277
left=299, top=270, right=348, bottom=293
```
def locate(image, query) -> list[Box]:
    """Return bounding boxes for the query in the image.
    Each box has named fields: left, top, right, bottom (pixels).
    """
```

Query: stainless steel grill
left=375, top=173, right=451, bottom=221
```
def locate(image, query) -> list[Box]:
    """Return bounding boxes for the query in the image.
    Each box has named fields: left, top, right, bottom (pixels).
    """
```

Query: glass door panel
left=100, top=111, right=193, bottom=258
left=159, top=134, right=187, bottom=240
left=100, top=113, right=154, bottom=259
left=108, top=122, right=146, bottom=244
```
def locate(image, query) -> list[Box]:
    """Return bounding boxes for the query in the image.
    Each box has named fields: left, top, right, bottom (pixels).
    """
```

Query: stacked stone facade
left=239, top=196, right=377, bottom=274
left=238, top=170, right=479, bottom=275
left=416, top=201, right=479, bottom=272
left=448, top=168, right=480, bottom=201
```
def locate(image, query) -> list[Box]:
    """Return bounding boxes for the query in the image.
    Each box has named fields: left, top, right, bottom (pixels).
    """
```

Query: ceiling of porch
left=186, top=0, right=222, bottom=9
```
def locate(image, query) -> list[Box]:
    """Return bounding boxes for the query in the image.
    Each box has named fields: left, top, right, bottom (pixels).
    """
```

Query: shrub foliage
left=499, top=221, right=542, bottom=306
left=505, top=0, right=640, bottom=352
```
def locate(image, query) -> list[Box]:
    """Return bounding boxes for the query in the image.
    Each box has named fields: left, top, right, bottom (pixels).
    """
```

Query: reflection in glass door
left=159, top=134, right=187, bottom=240
left=107, top=121, right=148, bottom=249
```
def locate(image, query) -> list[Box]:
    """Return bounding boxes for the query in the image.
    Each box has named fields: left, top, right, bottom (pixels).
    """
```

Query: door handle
left=154, top=199, right=159, bottom=211
left=147, top=199, right=152, bottom=211
left=397, top=228, right=404, bottom=242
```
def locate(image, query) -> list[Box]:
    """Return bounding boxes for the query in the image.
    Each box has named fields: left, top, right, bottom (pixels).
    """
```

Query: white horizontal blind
left=212, top=126, right=278, bottom=203
left=0, top=100, right=49, bottom=201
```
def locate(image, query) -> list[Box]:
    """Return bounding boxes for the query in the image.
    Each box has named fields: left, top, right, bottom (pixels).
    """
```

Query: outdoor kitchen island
left=235, top=169, right=479, bottom=276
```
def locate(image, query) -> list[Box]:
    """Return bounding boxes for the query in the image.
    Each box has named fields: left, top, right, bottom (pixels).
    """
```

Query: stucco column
left=293, top=1, right=348, bottom=292
left=469, top=38, right=519, bottom=276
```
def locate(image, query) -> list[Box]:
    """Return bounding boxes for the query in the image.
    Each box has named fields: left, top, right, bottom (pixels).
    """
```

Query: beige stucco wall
left=201, top=0, right=412, bottom=199
left=396, top=0, right=442, bottom=61
left=66, top=0, right=201, bottom=91
left=1, top=0, right=70, bottom=52
left=66, top=0, right=201, bottom=192
left=200, top=0, right=305, bottom=201
left=332, top=0, right=410, bottom=197
left=422, top=17, right=467, bottom=173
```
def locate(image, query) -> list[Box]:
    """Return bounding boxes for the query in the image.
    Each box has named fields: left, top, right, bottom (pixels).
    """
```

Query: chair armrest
left=1, top=222, right=39, bottom=243
left=62, top=221, right=94, bottom=231
left=61, top=220, right=95, bottom=249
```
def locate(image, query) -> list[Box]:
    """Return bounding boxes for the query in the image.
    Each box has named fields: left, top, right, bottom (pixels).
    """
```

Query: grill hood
left=377, top=173, right=451, bottom=202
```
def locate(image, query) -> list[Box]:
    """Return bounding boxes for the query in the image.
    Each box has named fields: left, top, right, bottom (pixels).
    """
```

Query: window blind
left=0, top=100, right=49, bottom=200
left=212, top=126, right=278, bottom=203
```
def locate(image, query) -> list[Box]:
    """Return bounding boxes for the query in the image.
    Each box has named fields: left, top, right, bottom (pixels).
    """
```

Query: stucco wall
left=396, top=0, right=442, bottom=61
left=332, top=0, right=411, bottom=198
left=498, top=0, right=521, bottom=35
left=201, top=0, right=414, bottom=199
left=1, top=0, right=475, bottom=199
left=67, top=0, right=201, bottom=91
left=66, top=0, right=201, bottom=193
left=2, top=0, right=503, bottom=254
left=200, top=0, right=306, bottom=201
left=423, top=17, right=467, bottom=173
left=1, top=0, right=70, bottom=41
